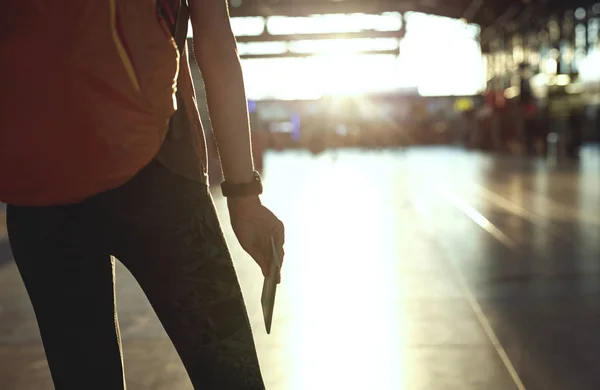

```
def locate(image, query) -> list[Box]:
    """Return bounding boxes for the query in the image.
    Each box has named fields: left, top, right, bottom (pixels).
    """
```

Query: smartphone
left=261, top=236, right=281, bottom=334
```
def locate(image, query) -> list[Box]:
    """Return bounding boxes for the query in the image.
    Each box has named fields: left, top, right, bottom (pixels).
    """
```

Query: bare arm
left=188, top=0, right=254, bottom=184
left=188, top=0, right=284, bottom=276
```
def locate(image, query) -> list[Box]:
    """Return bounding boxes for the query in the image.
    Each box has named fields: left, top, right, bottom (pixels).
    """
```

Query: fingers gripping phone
left=261, top=236, right=281, bottom=334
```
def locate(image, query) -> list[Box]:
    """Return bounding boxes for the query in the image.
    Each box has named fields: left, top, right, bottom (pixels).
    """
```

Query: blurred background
left=1, top=0, right=600, bottom=389
left=192, top=2, right=600, bottom=179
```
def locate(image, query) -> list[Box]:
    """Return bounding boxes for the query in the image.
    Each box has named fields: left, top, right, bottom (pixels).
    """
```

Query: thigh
left=7, top=204, right=125, bottom=390
left=109, top=162, right=264, bottom=390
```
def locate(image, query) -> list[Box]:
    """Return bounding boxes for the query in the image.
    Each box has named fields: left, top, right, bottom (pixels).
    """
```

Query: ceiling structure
left=227, top=0, right=599, bottom=59
left=229, top=0, right=600, bottom=32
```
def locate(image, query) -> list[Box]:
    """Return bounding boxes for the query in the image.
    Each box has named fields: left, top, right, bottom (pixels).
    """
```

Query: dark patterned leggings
left=7, top=160, right=265, bottom=390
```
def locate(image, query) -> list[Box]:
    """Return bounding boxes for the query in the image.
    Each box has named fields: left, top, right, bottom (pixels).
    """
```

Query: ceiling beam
left=239, top=48, right=400, bottom=60
left=462, top=0, right=484, bottom=22
left=228, top=0, right=464, bottom=20
left=236, top=30, right=405, bottom=43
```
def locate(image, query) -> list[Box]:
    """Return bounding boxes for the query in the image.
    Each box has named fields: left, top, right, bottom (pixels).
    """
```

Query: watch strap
left=221, top=171, right=263, bottom=197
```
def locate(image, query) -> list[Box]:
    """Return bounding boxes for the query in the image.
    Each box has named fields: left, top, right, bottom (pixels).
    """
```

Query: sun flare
left=190, top=13, right=486, bottom=99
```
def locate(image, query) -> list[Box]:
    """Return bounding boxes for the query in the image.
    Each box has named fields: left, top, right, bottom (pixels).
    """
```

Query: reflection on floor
left=0, top=147, right=599, bottom=390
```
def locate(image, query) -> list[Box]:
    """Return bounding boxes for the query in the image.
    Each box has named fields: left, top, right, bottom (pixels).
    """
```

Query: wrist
left=222, top=170, right=255, bottom=185
left=221, top=170, right=263, bottom=198
left=227, top=194, right=261, bottom=205
left=227, top=195, right=261, bottom=215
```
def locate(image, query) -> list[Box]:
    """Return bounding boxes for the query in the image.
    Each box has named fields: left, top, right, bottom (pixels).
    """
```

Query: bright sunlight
left=190, top=12, right=486, bottom=99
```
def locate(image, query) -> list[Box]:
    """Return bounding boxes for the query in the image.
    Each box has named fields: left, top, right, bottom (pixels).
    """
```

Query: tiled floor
left=0, top=147, right=599, bottom=390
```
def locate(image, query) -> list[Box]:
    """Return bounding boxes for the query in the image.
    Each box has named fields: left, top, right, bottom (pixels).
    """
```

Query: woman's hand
left=228, top=196, right=285, bottom=282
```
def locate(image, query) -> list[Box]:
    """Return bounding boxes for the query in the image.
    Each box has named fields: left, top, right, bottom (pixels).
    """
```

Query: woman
left=2, top=0, right=284, bottom=389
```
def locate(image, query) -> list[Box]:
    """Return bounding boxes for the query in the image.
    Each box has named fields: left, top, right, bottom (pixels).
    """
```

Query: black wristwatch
left=221, top=171, right=263, bottom=197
